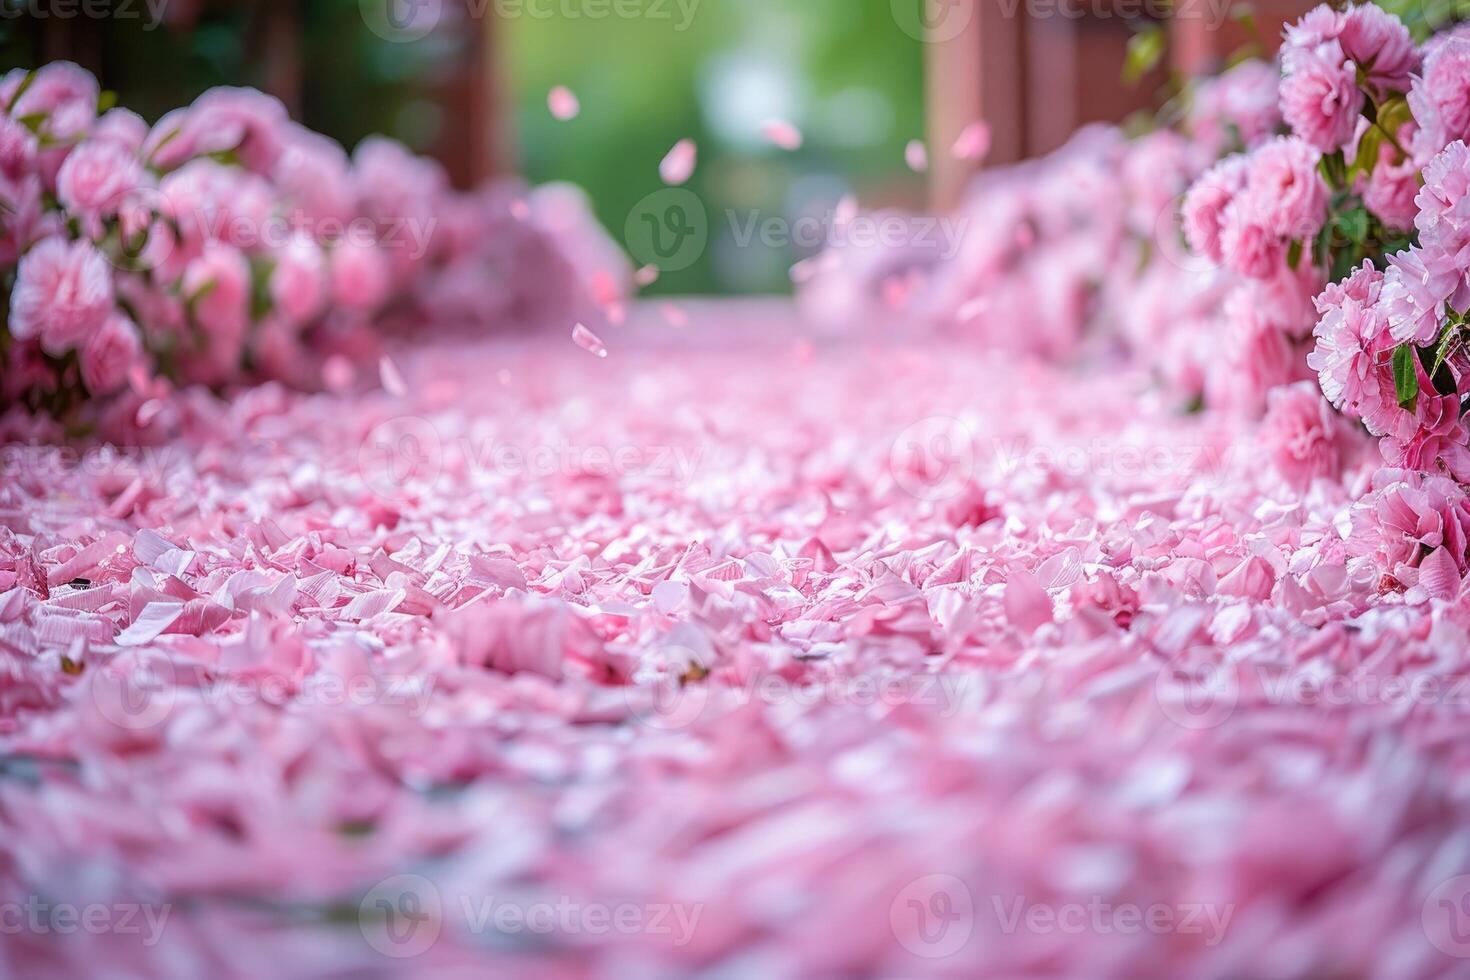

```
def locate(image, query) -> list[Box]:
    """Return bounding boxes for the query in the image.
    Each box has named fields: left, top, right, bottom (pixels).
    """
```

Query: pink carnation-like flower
left=90, top=107, right=149, bottom=155
left=8, top=237, right=115, bottom=353
left=1415, top=140, right=1470, bottom=259
left=272, top=125, right=356, bottom=231
left=1360, top=124, right=1421, bottom=232
left=1381, top=391, right=1470, bottom=482
left=183, top=242, right=251, bottom=339
left=1188, top=60, right=1282, bottom=154
left=1242, top=137, right=1329, bottom=240
left=0, top=113, right=37, bottom=181
left=1220, top=202, right=1284, bottom=279
left=329, top=238, right=391, bottom=315
left=1182, top=155, right=1249, bottom=263
left=1280, top=42, right=1363, bottom=153
left=181, top=86, right=289, bottom=175
left=1379, top=247, right=1464, bottom=346
left=4, top=61, right=98, bottom=143
left=1308, top=261, right=1400, bottom=434
left=56, top=139, right=146, bottom=236
left=80, top=312, right=142, bottom=395
left=1348, top=468, right=1470, bottom=584
left=1261, top=381, right=1345, bottom=491
left=1410, top=37, right=1470, bottom=160
left=270, top=234, right=327, bottom=326
left=1338, top=2, right=1418, bottom=98
left=1281, top=3, right=1344, bottom=68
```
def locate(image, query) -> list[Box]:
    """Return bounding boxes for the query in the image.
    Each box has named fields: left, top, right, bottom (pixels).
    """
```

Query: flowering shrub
left=0, top=63, right=627, bottom=437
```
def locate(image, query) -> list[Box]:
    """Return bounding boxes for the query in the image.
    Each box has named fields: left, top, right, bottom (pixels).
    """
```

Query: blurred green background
left=0, top=0, right=925, bottom=295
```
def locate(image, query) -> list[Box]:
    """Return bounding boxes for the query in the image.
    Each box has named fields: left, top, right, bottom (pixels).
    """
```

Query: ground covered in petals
left=3, top=304, right=1470, bottom=978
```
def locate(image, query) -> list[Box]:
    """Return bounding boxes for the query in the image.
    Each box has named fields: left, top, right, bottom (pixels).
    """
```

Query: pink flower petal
left=572, top=322, right=608, bottom=358
left=379, top=355, right=408, bottom=398
left=548, top=85, right=580, bottom=121
left=760, top=119, right=804, bottom=151
left=952, top=121, right=991, bottom=161
left=660, top=139, right=697, bottom=186
left=634, top=264, right=660, bottom=288
left=905, top=139, right=929, bottom=173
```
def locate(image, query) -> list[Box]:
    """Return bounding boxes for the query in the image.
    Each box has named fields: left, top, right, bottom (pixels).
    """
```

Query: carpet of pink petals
left=4, top=312, right=1470, bottom=978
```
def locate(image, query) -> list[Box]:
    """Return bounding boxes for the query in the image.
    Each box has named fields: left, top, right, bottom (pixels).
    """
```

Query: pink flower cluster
left=1, top=63, right=629, bottom=429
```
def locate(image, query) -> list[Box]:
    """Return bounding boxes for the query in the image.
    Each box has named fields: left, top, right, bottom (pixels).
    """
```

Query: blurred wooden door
left=927, top=0, right=1316, bottom=209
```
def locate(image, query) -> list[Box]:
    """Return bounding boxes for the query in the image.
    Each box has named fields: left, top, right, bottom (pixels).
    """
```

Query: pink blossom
left=1360, top=125, right=1420, bottom=231
left=1337, top=2, right=1417, bottom=98
left=1187, top=60, right=1282, bottom=153
left=1261, top=381, right=1344, bottom=490
left=272, top=125, right=356, bottom=231
left=181, top=86, right=289, bottom=174
left=8, top=237, right=114, bottom=353
left=1348, top=468, right=1470, bottom=582
left=1410, top=37, right=1470, bottom=159
left=1219, top=202, right=1285, bottom=279
left=1308, top=261, right=1401, bottom=434
left=183, top=242, right=251, bottom=340
left=5, top=61, right=97, bottom=145
left=269, top=235, right=327, bottom=326
left=1243, top=137, right=1328, bottom=240
left=0, top=113, right=37, bottom=181
left=1380, top=391, right=1470, bottom=482
left=1281, top=3, right=1344, bottom=69
left=329, top=238, right=391, bottom=315
left=1280, top=43, right=1363, bottom=153
left=90, top=108, right=149, bottom=154
left=1415, top=139, right=1470, bottom=259
left=80, top=312, right=142, bottom=395
left=56, top=139, right=146, bottom=236
left=1379, top=246, right=1463, bottom=346
left=1182, top=155, right=1249, bottom=262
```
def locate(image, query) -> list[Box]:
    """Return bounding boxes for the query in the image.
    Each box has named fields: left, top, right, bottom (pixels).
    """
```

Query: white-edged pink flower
left=80, top=311, right=142, bottom=395
left=270, top=234, right=327, bottom=326
left=56, top=139, right=146, bottom=236
left=1280, top=42, right=1363, bottom=153
left=8, top=236, right=115, bottom=353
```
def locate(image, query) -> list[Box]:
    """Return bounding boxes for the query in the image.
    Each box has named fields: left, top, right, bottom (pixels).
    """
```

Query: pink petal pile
left=7, top=3, right=1470, bottom=977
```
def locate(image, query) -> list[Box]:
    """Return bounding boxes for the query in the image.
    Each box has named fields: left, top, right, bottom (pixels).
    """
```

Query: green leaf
left=1123, top=26, right=1165, bottom=87
left=1338, top=207, right=1370, bottom=245
left=1287, top=238, right=1303, bottom=270
left=4, top=69, right=36, bottom=113
left=1420, top=340, right=1458, bottom=396
left=1393, top=343, right=1420, bottom=412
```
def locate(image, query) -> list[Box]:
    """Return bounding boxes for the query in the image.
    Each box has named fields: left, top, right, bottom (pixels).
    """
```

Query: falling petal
left=322, top=355, right=355, bottom=393
left=761, top=118, right=804, bottom=151
left=660, top=139, right=697, bottom=186
left=833, top=194, right=858, bottom=230
left=660, top=303, right=688, bottom=328
left=379, top=356, right=408, bottom=397
left=905, top=140, right=929, bottom=173
left=548, top=85, right=580, bottom=121
left=952, top=121, right=991, bottom=161
left=572, top=323, right=609, bottom=358
left=509, top=199, right=531, bottom=222
left=957, top=296, right=990, bottom=322
left=634, top=264, right=660, bottom=287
